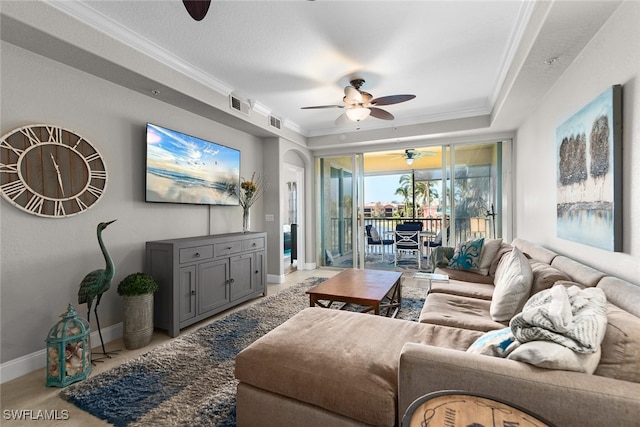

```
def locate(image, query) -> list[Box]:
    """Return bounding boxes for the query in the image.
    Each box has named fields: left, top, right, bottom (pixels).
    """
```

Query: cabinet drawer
left=214, top=240, right=242, bottom=257
left=243, top=237, right=265, bottom=251
left=179, top=245, right=213, bottom=264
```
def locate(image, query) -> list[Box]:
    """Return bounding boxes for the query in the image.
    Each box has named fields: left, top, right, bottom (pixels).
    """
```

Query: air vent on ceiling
left=229, top=95, right=251, bottom=116
left=269, top=115, right=282, bottom=130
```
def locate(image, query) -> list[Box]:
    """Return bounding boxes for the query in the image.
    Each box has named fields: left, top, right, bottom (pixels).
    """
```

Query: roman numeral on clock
left=1, top=180, right=26, bottom=199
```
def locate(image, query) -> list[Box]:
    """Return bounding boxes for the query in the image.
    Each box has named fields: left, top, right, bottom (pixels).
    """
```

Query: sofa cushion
left=448, top=238, right=484, bottom=270
left=594, top=303, right=640, bottom=382
left=491, top=247, right=533, bottom=322
left=597, top=276, right=640, bottom=317
left=235, top=308, right=481, bottom=427
left=420, top=293, right=506, bottom=332
left=475, top=238, right=503, bottom=275
left=550, top=255, right=605, bottom=287
left=429, top=278, right=494, bottom=300
left=529, top=260, right=571, bottom=296
left=511, top=238, right=558, bottom=264
left=507, top=341, right=601, bottom=374
left=434, top=267, right=495, bottom=285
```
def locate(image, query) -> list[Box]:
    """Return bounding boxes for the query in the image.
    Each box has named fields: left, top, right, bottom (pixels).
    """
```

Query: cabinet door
left=229, top=253, right=254, bottom=301
left=179, top=266, right=197, bottom=323
left=198, top=259, right=230, bottom=314
left=254, top=250, right=265, bottom=293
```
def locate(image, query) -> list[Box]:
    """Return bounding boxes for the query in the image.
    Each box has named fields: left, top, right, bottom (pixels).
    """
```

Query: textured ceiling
left=1, top=0, right=623, bottom=149
left=51, top=0, right=531, bottom=137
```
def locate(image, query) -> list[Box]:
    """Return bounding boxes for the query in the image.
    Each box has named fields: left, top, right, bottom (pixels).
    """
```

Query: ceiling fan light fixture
left=406, top=157, right=414, bottom=166
left=346, top=107, right=371, bottom=122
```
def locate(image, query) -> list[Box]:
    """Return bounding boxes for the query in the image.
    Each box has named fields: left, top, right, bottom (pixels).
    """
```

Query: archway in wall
left=282, top=149, right=307, bottom=276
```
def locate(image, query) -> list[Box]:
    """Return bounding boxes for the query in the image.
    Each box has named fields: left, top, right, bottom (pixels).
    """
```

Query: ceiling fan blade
left=343, top=86, right=362, bottom=104
left=335, top=113, right=351, bottom=126
left=370, top=107, right=394, bottom=120
left=371, top=94, right=416, bottom=106
left=183, top=0, right=211, bottom=21
left=301, top=105, right=344, bottom=109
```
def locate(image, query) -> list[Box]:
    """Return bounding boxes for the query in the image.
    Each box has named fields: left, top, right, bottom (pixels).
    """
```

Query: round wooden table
left=402, top=390, right=554, bottom=427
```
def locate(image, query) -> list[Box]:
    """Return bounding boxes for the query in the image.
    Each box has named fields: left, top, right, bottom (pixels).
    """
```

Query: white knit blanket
left=510, top=285, right=608, bottom=353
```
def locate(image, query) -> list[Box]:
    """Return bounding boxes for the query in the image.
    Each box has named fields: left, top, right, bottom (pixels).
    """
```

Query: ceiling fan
left=183, top=0, right=211, bottom=21
left=388, top=149, right=436, bottom=165
left=301, top=79, right=416, bottom=125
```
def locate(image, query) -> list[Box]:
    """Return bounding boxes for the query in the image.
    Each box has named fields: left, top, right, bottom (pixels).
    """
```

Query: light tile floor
left=1, top=268, right=425, bottom=426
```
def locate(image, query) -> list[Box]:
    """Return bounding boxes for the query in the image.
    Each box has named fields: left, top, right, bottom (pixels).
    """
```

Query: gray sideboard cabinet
left=145, top=232, right=267, bottom=337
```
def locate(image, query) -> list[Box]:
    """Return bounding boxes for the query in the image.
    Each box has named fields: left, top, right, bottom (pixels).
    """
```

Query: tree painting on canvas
left=556, top=85, right=622, bottom=251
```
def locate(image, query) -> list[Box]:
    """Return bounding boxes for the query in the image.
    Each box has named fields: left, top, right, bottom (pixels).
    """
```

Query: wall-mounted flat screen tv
left=146, top=123, right=240, bottom=206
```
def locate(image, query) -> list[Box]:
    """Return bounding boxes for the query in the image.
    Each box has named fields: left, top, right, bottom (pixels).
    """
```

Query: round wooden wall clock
left=0, top=124, right=108, bottom=218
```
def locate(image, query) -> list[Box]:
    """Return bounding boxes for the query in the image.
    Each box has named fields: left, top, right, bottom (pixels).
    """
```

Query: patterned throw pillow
left=467, top=327, right=519, bottom=357
left=448, top=238, right=484, bottom=270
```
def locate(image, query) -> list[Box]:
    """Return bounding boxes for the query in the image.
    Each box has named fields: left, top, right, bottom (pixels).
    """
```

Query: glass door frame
left=317, top=154, right=365, bottom=269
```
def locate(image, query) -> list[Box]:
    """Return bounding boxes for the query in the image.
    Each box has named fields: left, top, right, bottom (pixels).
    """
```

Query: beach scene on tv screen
left=146, top=124, right=240, bottom=205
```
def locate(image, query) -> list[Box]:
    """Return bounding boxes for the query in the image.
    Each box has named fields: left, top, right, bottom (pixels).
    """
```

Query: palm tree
left=395, top=174, right=413, bottom=216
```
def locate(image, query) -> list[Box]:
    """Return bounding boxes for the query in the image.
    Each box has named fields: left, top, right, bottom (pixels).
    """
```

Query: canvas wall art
left=556, top=85, right=622, bottom=251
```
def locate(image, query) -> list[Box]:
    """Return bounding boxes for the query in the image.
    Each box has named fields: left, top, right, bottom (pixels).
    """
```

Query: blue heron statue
left=78, top=219, right=117, bottom=360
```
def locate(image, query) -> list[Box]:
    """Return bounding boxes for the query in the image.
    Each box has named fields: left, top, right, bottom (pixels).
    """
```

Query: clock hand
left=50, top=153, right=65, bottom=197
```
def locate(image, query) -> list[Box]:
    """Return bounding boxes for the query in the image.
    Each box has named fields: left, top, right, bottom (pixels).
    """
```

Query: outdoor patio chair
left=365, top=224, right=394, bottom=261
left=424, top=227, right=450, bottom=255
left=394, top=222, right=422, bottom=269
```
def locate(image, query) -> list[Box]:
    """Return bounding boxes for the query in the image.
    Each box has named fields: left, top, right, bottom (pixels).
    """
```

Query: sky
left=364, top=174, right=404, bottom=204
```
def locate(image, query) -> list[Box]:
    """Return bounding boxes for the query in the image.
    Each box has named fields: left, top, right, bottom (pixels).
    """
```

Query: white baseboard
left=0, top=322, right=123, bottom=384
left=267, top=273, right=285, bottom=284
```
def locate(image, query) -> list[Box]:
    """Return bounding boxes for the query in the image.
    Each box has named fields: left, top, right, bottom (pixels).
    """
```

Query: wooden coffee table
left=306, top=269, right=403, bottom=317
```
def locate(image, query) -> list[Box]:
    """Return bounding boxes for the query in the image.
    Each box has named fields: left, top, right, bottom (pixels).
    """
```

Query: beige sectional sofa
left=235, top=238, right=640, bottom=426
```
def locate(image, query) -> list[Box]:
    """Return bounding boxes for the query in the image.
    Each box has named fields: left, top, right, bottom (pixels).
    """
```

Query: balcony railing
left=328, top=216, right=491, bottom=256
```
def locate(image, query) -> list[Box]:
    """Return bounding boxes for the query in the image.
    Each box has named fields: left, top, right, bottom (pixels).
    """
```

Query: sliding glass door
left=442, top=142, right=502, bottom=244
left=318, top=155, right=364, bottom=268
left=317, top=142, right=502, bottom=271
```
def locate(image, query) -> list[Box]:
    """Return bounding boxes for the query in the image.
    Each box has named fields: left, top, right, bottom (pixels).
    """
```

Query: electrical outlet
left=265, top=214, right=274, bottom=222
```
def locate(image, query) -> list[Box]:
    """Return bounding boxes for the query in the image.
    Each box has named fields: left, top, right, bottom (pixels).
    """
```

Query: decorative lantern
left=45, top=304, right=92, bottom=387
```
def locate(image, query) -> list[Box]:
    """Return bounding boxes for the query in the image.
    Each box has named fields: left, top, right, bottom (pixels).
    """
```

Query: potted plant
left=117, top=273, right=158, bottom=350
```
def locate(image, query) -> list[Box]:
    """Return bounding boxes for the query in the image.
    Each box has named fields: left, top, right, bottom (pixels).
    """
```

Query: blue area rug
left=60, top=276, right=426, bottom=426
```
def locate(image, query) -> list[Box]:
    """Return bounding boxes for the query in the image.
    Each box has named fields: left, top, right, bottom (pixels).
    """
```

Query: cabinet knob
left=255, top=270, right=259, bottom=274
left=252, top=242, right=256, bottom=247
left=194, top=252, right=200, bottom=258
left=191, top=290, right=196, bottom=295
left=230, top=278, right=235, bottom=284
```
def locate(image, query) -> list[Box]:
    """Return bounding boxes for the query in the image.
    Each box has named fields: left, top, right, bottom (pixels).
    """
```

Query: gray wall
left=514, top=0, right=639, bottom=283
left=0, top=41, right=267, bottom=363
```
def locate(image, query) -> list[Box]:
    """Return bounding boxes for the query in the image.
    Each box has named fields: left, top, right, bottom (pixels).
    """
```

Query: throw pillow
left=528, top=261, right=571, bottom=296
left=369, top=226, right=380, bottom=241
left=490, top=247, right=533, bottom=322
left=467, top=327, right=519, bottom=357
left=507, top=341, right=601, bottom=374
left=448, top=238, right=484, bottom=270
left=430, top=246, right=456, bottom=268
left=593, top=303, right=640, bottom=382
left=475, top=238, right=503, bottom=275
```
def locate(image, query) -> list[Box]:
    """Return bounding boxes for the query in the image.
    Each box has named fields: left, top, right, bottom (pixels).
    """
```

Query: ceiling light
left=406, top=157, right=414, bottom=166
left=346, top=107, right=371, bottom=122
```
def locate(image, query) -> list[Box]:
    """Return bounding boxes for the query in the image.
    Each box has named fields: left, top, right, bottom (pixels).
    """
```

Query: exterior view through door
left=318, top=142, right=502, bottom=272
